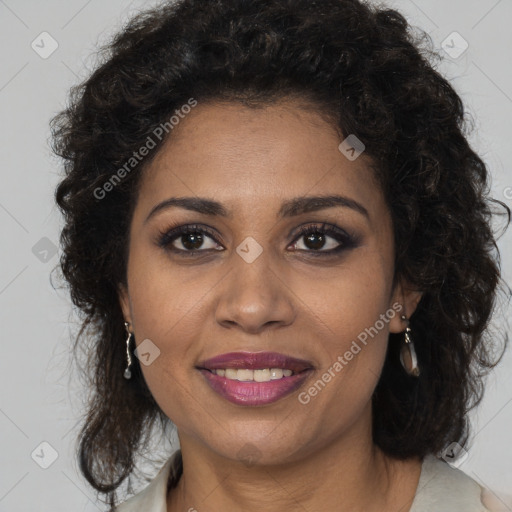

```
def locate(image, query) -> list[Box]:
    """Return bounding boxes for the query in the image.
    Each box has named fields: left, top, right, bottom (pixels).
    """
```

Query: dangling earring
left=123, top=321, right=134, bottom=379
left=400, top=315, right=420, bottom=377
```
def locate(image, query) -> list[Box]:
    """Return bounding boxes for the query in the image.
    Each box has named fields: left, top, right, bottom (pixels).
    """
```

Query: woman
left=50, top=0, right=511, bottom=510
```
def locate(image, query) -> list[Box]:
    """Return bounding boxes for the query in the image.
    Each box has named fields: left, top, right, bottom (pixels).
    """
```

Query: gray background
left=0, top=0, right=511, bottom=510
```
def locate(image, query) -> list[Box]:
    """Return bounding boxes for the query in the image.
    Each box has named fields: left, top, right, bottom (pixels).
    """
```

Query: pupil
left=305, top=232, right=324, bottom=250
left=183, top=233, right=203, bottom=250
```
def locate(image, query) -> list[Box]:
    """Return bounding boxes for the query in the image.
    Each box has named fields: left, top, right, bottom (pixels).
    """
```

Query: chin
left=194, top=420, right=319, bottom=468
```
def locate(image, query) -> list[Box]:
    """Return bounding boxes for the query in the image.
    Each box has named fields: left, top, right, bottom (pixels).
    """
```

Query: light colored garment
left=114, top=451, right=495, bottom=511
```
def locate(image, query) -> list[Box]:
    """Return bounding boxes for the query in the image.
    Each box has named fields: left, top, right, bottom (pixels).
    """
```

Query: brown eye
left=157, top=224, right=223, bottom=254
left=289, top=223, right=358, bottom=255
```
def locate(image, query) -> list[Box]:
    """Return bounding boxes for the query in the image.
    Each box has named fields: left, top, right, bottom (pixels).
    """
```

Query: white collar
left=115, top=451, right=181, bottom=512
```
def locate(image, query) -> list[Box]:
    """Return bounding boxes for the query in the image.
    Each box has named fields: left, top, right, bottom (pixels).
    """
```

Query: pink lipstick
left=197, top=351, right=314, bottom=406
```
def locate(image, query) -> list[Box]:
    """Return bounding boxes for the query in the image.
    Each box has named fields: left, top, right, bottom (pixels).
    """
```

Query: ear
left=388, top=279, right=423, bottom=334
left=118, top=282, right=133, bottom=327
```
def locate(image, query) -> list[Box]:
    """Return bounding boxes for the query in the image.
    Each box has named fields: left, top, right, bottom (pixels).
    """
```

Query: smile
left=197, top=351, right=314, bottom=406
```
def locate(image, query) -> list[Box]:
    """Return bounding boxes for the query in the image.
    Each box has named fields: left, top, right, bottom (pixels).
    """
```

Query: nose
left=214, top=249, right=296, bottom=334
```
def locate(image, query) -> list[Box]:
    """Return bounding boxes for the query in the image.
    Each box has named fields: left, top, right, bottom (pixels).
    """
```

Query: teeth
left=225, top=369, right=238, bottom=379
left=237, top=369, right=254, bottom=381
left=255, top=369, right=271, bottom=382
left=270, top=368, right=283, bottom=379
left=212, top=368, right=294, bottom=381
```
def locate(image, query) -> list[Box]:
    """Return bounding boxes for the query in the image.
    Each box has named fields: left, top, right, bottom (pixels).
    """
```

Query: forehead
left=134, top=100, right=384, bottom=223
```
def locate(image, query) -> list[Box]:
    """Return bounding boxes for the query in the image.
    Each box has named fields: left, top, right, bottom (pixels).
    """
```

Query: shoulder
left=410, top=455, right=509, bottom=512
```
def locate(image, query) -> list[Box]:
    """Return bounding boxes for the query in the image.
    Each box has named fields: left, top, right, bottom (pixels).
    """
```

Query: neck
left=167, top=411, right=422, bottom=512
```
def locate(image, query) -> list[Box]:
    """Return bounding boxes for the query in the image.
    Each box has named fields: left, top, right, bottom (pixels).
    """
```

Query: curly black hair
left=50, top=0, right=511, bottom=507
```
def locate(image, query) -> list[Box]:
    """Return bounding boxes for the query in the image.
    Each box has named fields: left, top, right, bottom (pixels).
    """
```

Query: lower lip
left=199, top=369, right=313, bottom=406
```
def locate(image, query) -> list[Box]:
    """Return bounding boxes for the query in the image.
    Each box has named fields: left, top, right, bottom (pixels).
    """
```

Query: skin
left=119, top=99, right=424, bottom=512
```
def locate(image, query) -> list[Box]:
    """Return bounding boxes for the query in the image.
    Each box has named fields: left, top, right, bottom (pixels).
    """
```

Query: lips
left=197, top=351, right=314, bottom=406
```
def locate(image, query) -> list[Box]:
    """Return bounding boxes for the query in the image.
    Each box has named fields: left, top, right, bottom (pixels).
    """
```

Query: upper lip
left=198, top=351, right=314, bottom=373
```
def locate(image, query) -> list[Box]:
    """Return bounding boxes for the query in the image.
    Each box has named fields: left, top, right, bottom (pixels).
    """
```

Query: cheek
left=302, top=252, right=393, bottom=397
left=130, top=304, right=202, bottom=430
left=300, top=247, right=392, bottom=340
left=126, top=242, right=213, bottom=337
left=124, top=251, right=210, bottom=419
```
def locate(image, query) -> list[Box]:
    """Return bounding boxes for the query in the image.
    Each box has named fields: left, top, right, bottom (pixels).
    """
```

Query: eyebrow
left=144, top=194, right=370, bottom=224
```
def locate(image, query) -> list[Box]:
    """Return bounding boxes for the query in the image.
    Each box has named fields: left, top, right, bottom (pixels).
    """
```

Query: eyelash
left=156, top=222, right=359, bottom=257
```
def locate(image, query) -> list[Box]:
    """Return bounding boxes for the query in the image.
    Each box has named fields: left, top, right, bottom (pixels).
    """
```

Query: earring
left=400, top=315, right=420, bottom=377
left=123, top=321, right=134, bottom=379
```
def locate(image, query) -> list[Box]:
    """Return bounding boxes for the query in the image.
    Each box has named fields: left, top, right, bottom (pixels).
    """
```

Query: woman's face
left=119, top=99, right=421, bottom=465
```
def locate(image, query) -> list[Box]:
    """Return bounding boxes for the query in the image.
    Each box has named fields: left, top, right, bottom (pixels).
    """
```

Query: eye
left=289, top=223, right=357, bottom=255
left=157, top=223, right=223, bottom=255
